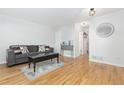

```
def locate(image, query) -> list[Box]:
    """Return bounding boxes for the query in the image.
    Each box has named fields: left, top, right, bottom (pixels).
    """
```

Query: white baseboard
left=0, top=61, right=6, bottom=64
left=60, top=54, right=79, bottom=58
left=89, top=59, right=124, bottom=67
left=63, top=54, right=72, bottom=57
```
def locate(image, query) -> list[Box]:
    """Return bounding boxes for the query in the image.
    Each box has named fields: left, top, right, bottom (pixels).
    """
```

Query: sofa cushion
left=15, top=53, right=28, bottom=59
left=11, top=46, right=22, bottom=55
left=16, top=57, right=29, bottom=64
left=27, top=45, right=38, bottom=52
left=9, top=45, right=20, bottom=49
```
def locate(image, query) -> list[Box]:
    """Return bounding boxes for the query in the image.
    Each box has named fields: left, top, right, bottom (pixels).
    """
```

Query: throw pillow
left=45, top=48, right=49, bottom=51
left=45, top=46, right=50, bottom=51
left=20, top=46, right=29, bottom=54
left=13, top=49, right=22, bottom=54
left=39, top=45, right=45, bottom=52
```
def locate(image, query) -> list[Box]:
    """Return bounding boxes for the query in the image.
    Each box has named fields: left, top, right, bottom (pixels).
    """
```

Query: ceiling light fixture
left=81, top=21, right=88, bottom=27
left=89, top=8, right=95, bottom=16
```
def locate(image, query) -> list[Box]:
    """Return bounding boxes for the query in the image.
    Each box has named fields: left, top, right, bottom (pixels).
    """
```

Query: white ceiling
left=0, top=8, right=123, bottom=27
left=0, top=8, right=82, bottom=27
left=78, top=8, right=123, bottom=22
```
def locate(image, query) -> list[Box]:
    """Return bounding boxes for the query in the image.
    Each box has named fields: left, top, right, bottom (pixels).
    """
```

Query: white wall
left=55, top=25, right=75, bottom=57
left=74, top=23, right=81, bottom=57
left=78, top=31, right=83, bottom=55
left=89, top=10, right=124, bottom=67
left=55, top=24, right=83, bottom=57
left=0, top=14, right=55, bottom=64
left=55, top=31, right=62, bottom=54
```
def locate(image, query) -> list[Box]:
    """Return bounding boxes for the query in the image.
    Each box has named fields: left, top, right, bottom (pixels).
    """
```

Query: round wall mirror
left=96, top=23, right=114, bottom=38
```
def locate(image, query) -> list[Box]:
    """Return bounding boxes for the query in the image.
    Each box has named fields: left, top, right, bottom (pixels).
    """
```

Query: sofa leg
left=57, top=57, right=59, bottom=63
left=34, top=62, right=36, bottom=72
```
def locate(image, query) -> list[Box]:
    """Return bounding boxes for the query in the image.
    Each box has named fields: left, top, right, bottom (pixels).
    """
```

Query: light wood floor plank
left=0, top=55, right=124, bottom=85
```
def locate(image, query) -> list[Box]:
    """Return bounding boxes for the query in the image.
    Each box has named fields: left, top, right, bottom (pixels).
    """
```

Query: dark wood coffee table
left=28, top=53, right=59, bottom=72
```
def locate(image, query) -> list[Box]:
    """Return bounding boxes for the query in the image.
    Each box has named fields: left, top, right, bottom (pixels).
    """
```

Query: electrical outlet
left=92, top=55, right=103, bottom=60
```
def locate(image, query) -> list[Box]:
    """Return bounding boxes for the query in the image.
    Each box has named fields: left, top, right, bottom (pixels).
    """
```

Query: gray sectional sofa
left=6, top=45, right=54, bottom=66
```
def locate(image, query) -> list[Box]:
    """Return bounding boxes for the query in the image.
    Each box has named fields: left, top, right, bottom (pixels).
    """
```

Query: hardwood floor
left=0, top=55, right=124, bottom=85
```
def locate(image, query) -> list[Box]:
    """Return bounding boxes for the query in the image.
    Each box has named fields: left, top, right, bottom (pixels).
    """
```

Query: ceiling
left=0, top=8, right=82, bottom=27
left=0, top=8, right=123, bottom=27
left=78, top=8, right=123, bottom=22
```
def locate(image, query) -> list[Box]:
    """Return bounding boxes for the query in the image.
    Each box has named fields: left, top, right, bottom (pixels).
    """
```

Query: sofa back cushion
left=27, top=45, right=38, bottom=52
left=9, top=45, right=53, bottom=54
left=9, top=46, right=21, bottom=54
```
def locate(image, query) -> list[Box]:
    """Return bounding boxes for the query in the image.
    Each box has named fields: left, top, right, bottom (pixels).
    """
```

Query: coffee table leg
left=34, top=62, right=36, bottom=72
left=51, top=59, right=52, bottom=62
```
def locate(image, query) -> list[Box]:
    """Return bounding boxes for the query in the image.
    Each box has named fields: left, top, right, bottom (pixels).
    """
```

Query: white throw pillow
left=14, top=50, right=21, bottom=53
left=20, top=46, right=29, bottom=54
left=45, top=48, right=49, bottom=51
left=39, top=45, right=45, bottom=52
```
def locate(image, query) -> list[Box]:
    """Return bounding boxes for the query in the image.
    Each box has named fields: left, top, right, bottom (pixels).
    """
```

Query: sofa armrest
left=6, top=49, right=16, bottom=66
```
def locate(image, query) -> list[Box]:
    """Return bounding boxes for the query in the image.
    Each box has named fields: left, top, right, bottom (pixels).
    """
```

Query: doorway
left=83, top=31, right=89, bottom=55
left=80, top=22, right=89, bottom=56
